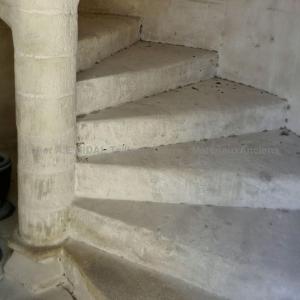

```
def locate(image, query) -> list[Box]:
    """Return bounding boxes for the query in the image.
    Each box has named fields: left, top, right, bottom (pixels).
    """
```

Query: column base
left=4, top=231, right=66, bottom=293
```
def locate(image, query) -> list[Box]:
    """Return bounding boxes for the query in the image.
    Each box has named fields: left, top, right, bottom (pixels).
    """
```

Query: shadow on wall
left=0, top=19, right=17, bottom=206
left=0, top=19, right=16, bottom=147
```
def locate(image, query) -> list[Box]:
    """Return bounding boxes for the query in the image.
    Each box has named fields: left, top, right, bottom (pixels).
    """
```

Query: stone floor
left=0, top=278, right=73, bottom=300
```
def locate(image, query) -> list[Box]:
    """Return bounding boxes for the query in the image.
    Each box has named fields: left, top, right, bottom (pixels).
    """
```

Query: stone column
left=10, top=0, right=79, bottom=246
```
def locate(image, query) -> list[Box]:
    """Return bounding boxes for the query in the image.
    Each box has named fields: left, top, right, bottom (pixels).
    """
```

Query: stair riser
left=76, top=54, right=217, bottom=115
left=77, top=19, right=141, bottom=72
left=75, top=163, right=300, bottom=209
left=70, top=207, right=201, bottom=292
left=77, top=103, right=286, bottom=155
left=70, top=206, right=299, bottom=300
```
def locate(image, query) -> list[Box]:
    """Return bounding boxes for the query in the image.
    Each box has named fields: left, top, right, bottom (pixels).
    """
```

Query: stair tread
left=76, top=41, right=217, bottom=114
left=79, top=79, right=285, bottom=122
left=73, top=198, right=300, bottom=271
left=65, top=240, right=222, bottom=300
left=77, top=78, right=286, bottom=154
left=78, top=13, right=141, bottom=71
left=76, top=130, right=300, bottom=208
left=72, top=199, right=300, bottom=299
left=78, top=41, right=215, bottom=81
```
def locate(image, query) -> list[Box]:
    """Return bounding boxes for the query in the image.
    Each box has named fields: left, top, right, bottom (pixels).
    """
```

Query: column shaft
left=12, top=0, right=79, bottom=246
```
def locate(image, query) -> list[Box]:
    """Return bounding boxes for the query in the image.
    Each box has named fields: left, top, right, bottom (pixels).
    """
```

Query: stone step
left=64, top=240, right=222, bottom=300
left=76, top=130, right=300, bottom=209
left=78, top=13, right=141, bottom=72
left=77, top=78, right=287, bottom=155
left=76, top=41, right=217, bottom=115
left=70, top=200, right=300, bottom=300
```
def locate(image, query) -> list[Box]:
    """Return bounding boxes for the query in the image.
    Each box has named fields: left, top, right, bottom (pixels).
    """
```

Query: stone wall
left=79, top=0, right=300, bottom=133
left=0, top=19, right=16, bottom=145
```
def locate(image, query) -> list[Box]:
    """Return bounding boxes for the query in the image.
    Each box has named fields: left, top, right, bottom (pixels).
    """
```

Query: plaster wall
left=79, top=0, right=300, bottom=133
left=0, top=19, right=16, bottom=145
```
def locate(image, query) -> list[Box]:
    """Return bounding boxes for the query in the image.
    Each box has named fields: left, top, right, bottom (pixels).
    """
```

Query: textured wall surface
left=219, top=0, right=300, bottom=133
left=80, top=0, right=300, bottom=133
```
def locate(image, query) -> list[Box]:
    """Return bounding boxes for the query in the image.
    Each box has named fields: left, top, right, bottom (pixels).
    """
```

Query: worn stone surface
left=77, top=41, right=217, bottom=115
left=79, top=0, right=300, bottom=134
left=0, top=2, right=299, bottom=299
left=77, top=78, right=286, bottom=155
left=0, top=278, right=73, bottom=300
left=76, top=130, right=300, bottom=209
left=64, top=240, right=223, bottom=300
left=79, top=0, right=225, bottom=51
left=71, top=199, right=300, bottom=300
left=4, top=252, right=65, bottom=293
left=78, top=13, right=141, bottom=71
left=0, top=214, right=70, bottom=299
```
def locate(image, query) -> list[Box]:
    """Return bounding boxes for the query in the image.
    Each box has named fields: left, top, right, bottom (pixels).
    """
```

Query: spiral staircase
left=2, top=8, right=300, bottom=300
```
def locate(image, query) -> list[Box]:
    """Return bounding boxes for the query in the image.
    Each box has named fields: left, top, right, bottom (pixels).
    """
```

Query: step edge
left=69, top=202, right=300, bottom=300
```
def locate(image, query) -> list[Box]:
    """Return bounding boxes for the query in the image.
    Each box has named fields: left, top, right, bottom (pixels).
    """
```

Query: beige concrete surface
left=77, top=78, right=287, bottom=155
left=64, top=240, right=224, bottom=300
left=71, top=198, right=300, bottom=300
left=0, top=2, right=299, bottom=299
left=0, top=279, right=73, bottom=300
left=77, top=41, right=217, bottom=115
left=8, top=0, right=79, bottom=246
left=79, top=0, right=225, bottom=51
left=76, top=130, right=300, bottom=209
left=79, top=0, right=300, bottom=134
left=78, top=13, right=141, bottom=71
